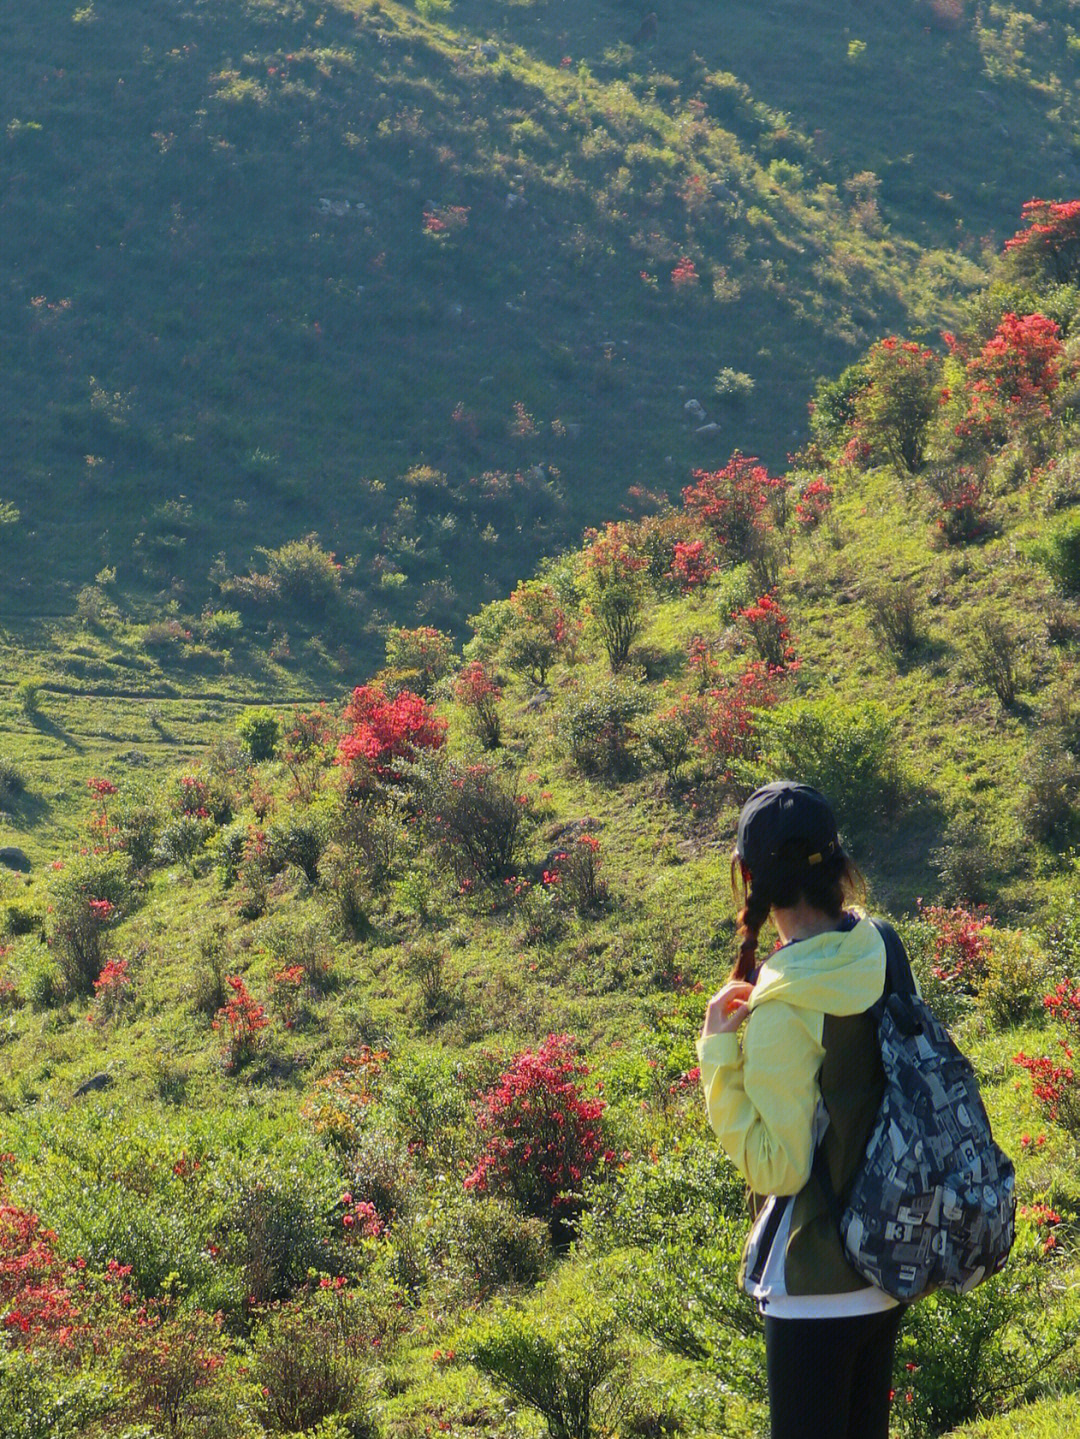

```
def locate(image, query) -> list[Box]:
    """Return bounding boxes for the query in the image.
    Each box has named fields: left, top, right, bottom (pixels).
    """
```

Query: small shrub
left=580, top=523, right=650, bottom=671
left=667, top=540, right=717, bottom=593
left=0, top=757, right=25, bottom=802
left=155, top=815, right=213, bottom=870
left=978, top=929, right=1052, bottom=1028
left=462, top=1271, right=628, bottom=1439
left=236, top=707, right=280, bottom=762
left=454, top=660, right=503, bottom=749
left=1034, top=508, right=1080, bottom=595
left=559, top=679, right=645, bottom=776
left=318, top=843, right=371, bottom=936
left=545, top=835, right=606, bottom=912
left=47, top=853, right=132, bottom=994
left=1018, top=741, right=1080, bottom=846
left=864, top=580, right=924, bottom=657
left=925, top=465, right=992, bottom=543
left=963, top=611, right=1020, bottom=707
left=848, top=336, right=939, bottom=473
left=464, top=1033, right=608, bottom=1228
left=337, top=684, right=446, bottom=795
left=253, top=1284, right=375, bottom=1436
left=383, top=624, right=455, bottom=696
left=468, top=581, right=575, bottom=687
left=682, top=452, right=782, bottom=560
left=639, top=697, right=703, bottom=784
left=404, top=940, right=450, bottom=1017
left=282, top=705, right=336, bottom=803
left=257, top=533, right=343, bottom=606
left=916, top=901, right=992, bottom=990
left=220, top=1158, right=340, bottom=1304
left=734, top=591, right=797, bottom=669
left=212, top=975, right=269, bottom=1071
left=417, top=759, right=527, bottom=882
left=427, top=1190, right=550, bottom=1297
left=758, top=696, right=900, bottom=833
left=266, top=816, right=324, bottom=883
left=91, top=957, right=132, bottom=1020
left=14, top=679, right=42, bottom=717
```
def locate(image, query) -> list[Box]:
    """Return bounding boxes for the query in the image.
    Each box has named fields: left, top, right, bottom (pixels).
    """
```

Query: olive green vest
left=743, top=1009, right=886, bottom=1296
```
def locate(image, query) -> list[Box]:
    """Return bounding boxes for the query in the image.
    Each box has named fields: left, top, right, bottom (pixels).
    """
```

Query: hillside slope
left=6, top=0, right=1080, bottom=659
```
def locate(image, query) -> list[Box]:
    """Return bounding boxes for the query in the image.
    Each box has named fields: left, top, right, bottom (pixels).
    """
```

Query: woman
left=696, top=781, right=902, bottom=1439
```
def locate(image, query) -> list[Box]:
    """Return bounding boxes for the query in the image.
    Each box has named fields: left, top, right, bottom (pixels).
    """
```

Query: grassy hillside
left=3, top=203, right=1080, bottom=1431
left=6, top=4, right=1080, bottom=1435
left=7, top=0, right=1080, bottom=671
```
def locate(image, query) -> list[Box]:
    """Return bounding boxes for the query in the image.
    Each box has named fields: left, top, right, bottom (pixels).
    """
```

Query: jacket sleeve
left=695, top=1000, right=825, bottom=1197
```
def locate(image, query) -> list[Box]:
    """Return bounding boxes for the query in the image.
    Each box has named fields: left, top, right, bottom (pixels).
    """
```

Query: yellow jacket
left=696, top=916, right=891, bottom=1308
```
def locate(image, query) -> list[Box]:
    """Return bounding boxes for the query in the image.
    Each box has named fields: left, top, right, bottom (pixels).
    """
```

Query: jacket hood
left=748, top=915, right=886, bottom=1018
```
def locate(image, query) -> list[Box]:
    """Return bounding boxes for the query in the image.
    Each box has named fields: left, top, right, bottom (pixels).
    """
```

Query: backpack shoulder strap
left=869, top=917, right=916, bottom=1016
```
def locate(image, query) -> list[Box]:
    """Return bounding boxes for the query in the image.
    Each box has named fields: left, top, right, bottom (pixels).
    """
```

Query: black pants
left=764, top=1306, right=904, bottom=1439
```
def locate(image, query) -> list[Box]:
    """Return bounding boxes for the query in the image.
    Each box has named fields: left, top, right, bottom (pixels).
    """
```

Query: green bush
left=558, top=679, right=646, bottom=776
left=757, top=696, right=901, bottom=836
left=253, top=1286, right=376, bottom=1437
left=15, top=678, right=42, bottom=717
left=462, top=1268, right=630, bottom=1439
left=257, top=533, right=343, bottom=606
left=1034, top=508, right=1080, bottom=594
left=46, top=853, right=133, bottom=994
left=266, top=815, right=325, bottom=884
left=0, top=755, right=25, bottom=801
left=155, top=815, right=214, bottom=870
left=893, top=1233, right=1080, bottom=1435
left=0, top=1352, right=115, bottom=1439
left=236, top=706, right=280, bottom=761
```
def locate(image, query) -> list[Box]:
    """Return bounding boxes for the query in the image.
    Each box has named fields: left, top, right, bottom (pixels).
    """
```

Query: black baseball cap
left=736, top=781, right=840, bottom=888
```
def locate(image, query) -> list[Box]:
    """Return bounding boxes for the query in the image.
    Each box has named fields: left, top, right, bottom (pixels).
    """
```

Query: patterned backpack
left=814, top=920, right=1016, bottom=1302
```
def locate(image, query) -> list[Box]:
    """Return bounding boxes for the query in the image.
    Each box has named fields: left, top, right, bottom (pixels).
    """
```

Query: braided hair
left=729, top=838, right=863, bottom=982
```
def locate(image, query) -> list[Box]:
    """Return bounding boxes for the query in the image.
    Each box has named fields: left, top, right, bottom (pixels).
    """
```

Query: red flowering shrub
left=794, top=477, right=833, bottom=530
left=1043, top=978, right=1080, bottom=1031
left=580, top=523, right=650, bottom=671
left=735, top=592, right=797, bottom=670
left=281, top=705, right=336, bottom=803
left=668, top=539, right=717, bottom=592
left=686, top=634, right=721, bottom=691
left=848, top=336, right=939, bottom=473
left=337, top=684, right=446, bottom=792
left=1013, top=1046, right=1080, bottom=1129
left=948, top=313, right=1067, bottom=444
left=47, top=854, right=130, bottom=994
left=917, top=902, right=992, bottom=988
left=339, top=1192, right=384, bottom=1240
left=91, top=958, right=131, bottom=1020
left=671, top=256, right=699, bottom=288
left=925, top=465, right=991, bottom=543
left=545, top=834, right=606, bottom=911
left=682, top=452, right=781, bottom=558
left=1003, top=198, right=1080, bottom=284
left=418, top=760, right=528, bottom=882
left=454, top=661, right=503, bottom=749
left=86, top=776, right=119, bottom=853
left=464, top=1034, right=607, bottom=1225
left=213, top=975, right=270, bottom=1071
left=0, top=1186, right=83, bottom=1349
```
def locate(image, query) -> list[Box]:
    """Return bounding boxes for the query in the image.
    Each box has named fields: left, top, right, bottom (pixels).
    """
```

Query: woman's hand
left=701, top=981, right=755, bottom=1037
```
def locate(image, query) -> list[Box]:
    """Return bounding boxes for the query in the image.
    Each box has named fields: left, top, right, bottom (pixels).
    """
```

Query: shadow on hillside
left=849, top=786, right=950, bottom=916
left=893, top=636, right=950, bottom=676
left=29, top=711, right=83, bottom=753
left=3, top=787, right=52, bottom=831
